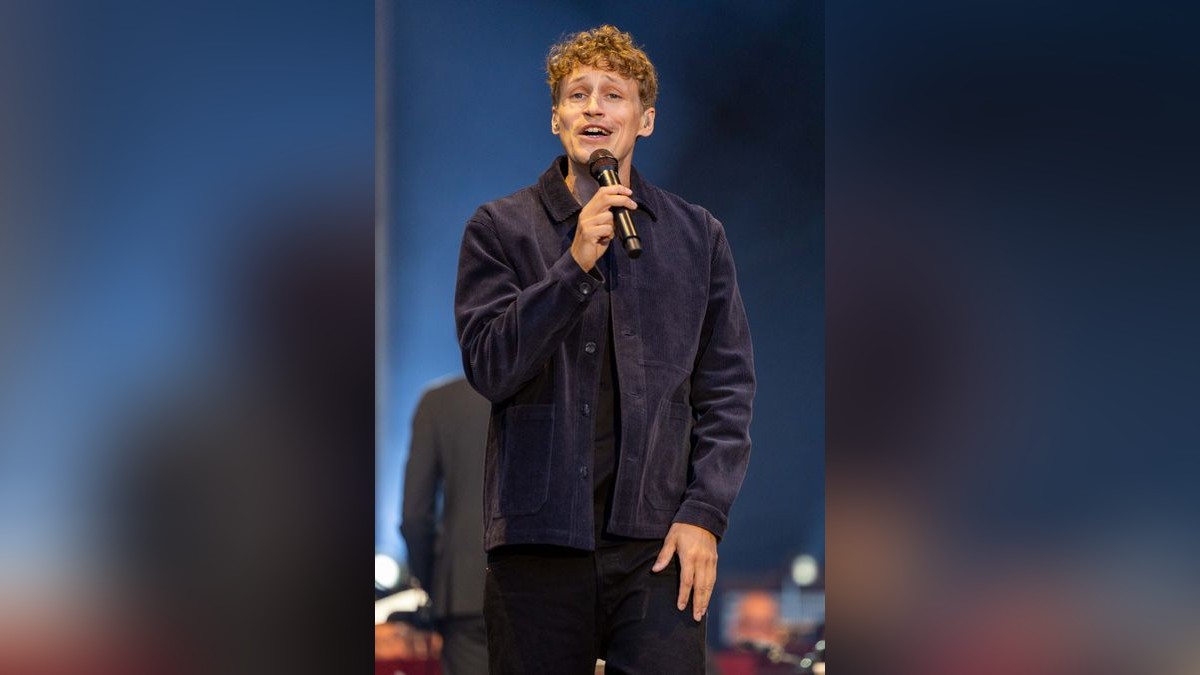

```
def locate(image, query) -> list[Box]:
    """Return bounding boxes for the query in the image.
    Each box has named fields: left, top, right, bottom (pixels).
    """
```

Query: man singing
left=454, top=25, right=755, bottom=674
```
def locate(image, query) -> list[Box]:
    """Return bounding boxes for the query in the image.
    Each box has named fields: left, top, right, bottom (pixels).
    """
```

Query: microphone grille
left=588, top=149, right=619, bottom=179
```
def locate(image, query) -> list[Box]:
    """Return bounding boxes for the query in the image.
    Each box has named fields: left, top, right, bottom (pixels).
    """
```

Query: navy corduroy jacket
left=454, top=156, right=755, bottom=551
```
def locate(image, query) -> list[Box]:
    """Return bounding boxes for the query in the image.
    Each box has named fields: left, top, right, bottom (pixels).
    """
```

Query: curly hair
left=546, top=25, right=658, bottom=109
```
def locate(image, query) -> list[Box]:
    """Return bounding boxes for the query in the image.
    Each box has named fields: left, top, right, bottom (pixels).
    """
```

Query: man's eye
left=606, top=93, right=623, bottom=100
left=570, top=92, right=587, bottom=100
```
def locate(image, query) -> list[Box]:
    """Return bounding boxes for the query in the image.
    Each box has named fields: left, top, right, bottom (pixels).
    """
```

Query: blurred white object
left=791, top=553, right=820, bottom=587
left=375, top=553, right=401, bottom=590
left=374, top=587, right=429, bottom=625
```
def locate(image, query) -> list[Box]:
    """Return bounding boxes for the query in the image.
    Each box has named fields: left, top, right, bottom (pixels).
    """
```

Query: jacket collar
left=538, top=155, right=659, bottom=224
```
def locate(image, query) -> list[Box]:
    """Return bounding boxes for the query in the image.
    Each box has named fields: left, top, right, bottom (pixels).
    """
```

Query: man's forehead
left=564, top=67, right=635, bottom=87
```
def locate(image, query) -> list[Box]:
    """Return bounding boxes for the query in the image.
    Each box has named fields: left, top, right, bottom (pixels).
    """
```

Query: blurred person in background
left=400, top=374, right=491, bottom=675
left=730, top=590, right=787, bottom=653
left=454, top=25, right=755, bottom=674
left=720, top=590, right=809, bottom=675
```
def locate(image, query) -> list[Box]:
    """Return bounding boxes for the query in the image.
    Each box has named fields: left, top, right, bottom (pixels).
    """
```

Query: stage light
left=375, top=553, right=400, bottom=590
left=791, top=553, right=819, bottom=586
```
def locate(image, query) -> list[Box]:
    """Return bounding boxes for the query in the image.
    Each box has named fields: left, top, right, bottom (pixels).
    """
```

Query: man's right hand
left=570, top=184, right=637, bottom=272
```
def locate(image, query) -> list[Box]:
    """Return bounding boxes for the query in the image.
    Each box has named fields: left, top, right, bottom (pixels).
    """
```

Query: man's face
left=552, top=66, right=655, bottom=175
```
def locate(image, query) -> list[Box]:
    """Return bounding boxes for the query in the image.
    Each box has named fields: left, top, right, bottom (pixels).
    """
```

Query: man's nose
left=583, top=94, right=603, bottom=115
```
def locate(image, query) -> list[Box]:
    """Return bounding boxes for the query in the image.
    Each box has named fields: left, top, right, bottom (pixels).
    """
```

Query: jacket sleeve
left=454, top=214, right=601, bottom=403
left=672, top=216, right=756, bottom=540
left=399, top=390, right=439, bottom=591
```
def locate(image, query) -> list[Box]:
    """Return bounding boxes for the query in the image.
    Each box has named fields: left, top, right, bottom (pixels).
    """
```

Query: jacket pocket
left=645, top=400, right=692, bottom=511
left=498, top=404, right=555, bottom=515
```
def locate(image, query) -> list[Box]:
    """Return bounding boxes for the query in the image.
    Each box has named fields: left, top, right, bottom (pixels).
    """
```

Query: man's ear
left=638, top=107, right=656, bottom=138
left=551, top=110, right=561, bottom=135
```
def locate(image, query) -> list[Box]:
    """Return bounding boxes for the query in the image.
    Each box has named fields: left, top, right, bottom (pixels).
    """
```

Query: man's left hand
left=652, top=522, right=718, bottom=622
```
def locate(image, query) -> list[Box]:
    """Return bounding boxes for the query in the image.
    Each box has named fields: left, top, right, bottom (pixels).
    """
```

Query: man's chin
left=561, top=150, right=595, bottom=174
left=565, top=145, right=627, bottom=169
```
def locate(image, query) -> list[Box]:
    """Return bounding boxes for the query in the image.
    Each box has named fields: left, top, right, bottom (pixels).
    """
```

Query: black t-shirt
left=592, top=249, right=620, bottom=544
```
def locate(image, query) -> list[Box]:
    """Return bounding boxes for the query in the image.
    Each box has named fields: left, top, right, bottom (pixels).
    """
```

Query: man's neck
left=564, top=162, right=598, bottom=206
left=564, top=157, right=633, bottom=206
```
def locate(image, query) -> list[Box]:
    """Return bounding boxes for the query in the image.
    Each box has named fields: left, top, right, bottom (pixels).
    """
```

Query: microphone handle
left=596, top=169, right=642, bottom=259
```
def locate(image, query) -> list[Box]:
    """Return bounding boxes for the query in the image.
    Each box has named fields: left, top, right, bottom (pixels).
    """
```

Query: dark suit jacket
left=454, top=156, right=755, bottom=551
left=400, top=375, right=490, bottom=618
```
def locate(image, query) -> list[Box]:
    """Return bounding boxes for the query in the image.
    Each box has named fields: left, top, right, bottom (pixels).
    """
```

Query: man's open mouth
left=580, top=125, right=612, bottom=137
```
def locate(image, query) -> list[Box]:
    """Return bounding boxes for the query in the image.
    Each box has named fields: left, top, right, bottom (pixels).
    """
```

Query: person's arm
left=454, top=188, right=635, bottom=403
left=677, top=217, right=756, bottom=536
left=400, top=391, right=439, bottom=591
left=654, top=214, right=756, bottom=621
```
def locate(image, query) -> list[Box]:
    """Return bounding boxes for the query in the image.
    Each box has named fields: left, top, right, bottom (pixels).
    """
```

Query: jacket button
left=579, top=466, right=589, bottom=479
left=584, top=341, right=597, bottom=354
left=581, top=403, right=591, bottom=417
left=579, top=283, right=591, bottom=295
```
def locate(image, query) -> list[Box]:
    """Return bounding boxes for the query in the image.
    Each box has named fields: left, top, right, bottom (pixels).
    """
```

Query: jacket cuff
left=549, top=250, right=605, bottom=302
left=672, top=500, right=729, bottom=541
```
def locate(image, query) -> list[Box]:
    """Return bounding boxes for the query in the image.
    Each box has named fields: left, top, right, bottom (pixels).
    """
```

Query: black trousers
left=483, top=538, right=706, bottom=675
left=435, top=615, right=488, bottom=675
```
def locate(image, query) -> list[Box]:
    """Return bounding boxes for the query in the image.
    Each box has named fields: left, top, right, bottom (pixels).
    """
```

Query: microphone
left=587, top=149, right=642, bottom=259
